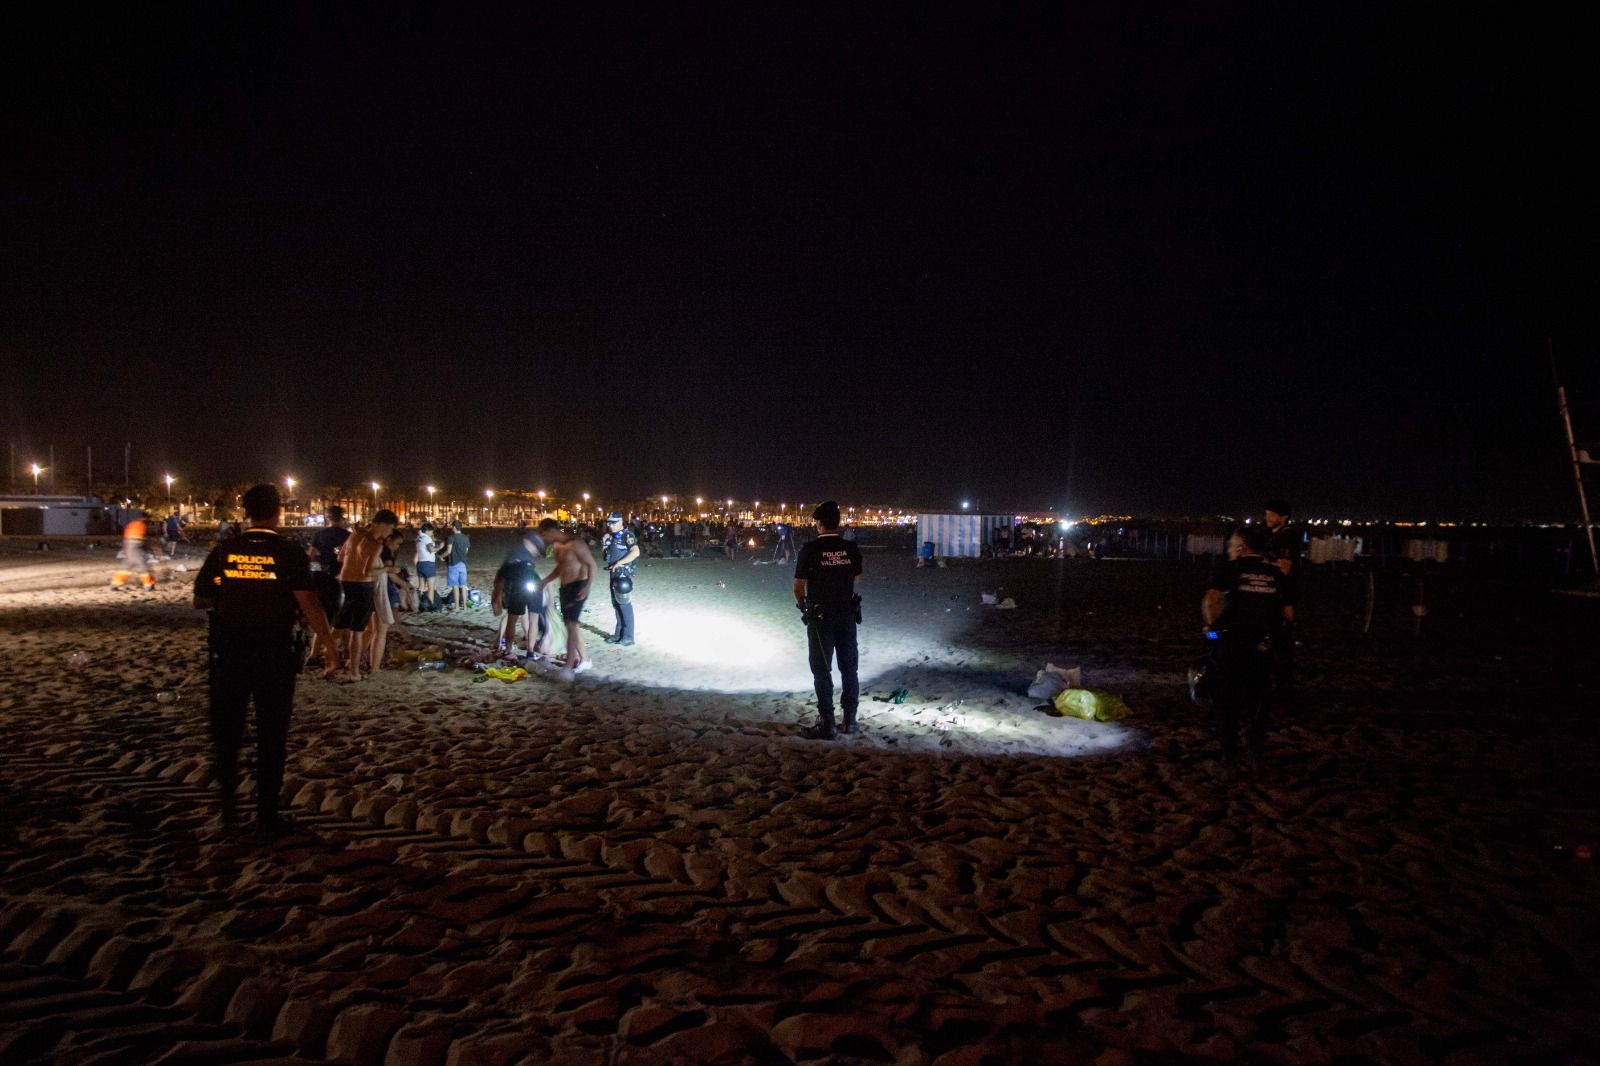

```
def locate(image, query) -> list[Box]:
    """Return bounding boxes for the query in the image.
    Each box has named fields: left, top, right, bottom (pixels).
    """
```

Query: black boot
left=803, top=710, right=837, bottom=740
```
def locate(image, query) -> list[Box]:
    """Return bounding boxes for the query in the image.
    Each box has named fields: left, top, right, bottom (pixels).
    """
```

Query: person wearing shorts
left=560, top=579, right=588, bottom=624
left=537, top=518, right=596, bottom=673
left=445, top=520, right=471, bottom=609
left=308, top=506, right=350, bottom=664
left=414, top=522, right=440, bottom=611
left=334, top=510, right=397, bottom=681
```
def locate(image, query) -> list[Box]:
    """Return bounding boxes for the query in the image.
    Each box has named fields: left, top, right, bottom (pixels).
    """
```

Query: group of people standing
left=489, top=513, right=641, bottom=671
left=302, top=507, right=474, bottom=682
left=188, top=478, right=1295, bottom=840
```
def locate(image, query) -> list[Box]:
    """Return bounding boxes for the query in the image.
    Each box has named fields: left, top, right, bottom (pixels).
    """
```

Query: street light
left=370, top=481, right=380, bottom=515
left=165, top=473, right=176, bottom=510
left=31, top=463, right=43, bottom=491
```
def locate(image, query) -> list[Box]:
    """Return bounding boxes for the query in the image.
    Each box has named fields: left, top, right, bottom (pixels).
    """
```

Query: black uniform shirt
left=310, top=525, right=350, bottom=574
left=1206, top=555, right=1286, bottom=635
left=196, top=528, right=314, bottom=632
left=1265, top=524, right=1301, bottom=604
left=794, top=533, right=863, bottom=607
left=448, top=531, right=471, bottom=567
left=603, top=529, right=639, bottom=577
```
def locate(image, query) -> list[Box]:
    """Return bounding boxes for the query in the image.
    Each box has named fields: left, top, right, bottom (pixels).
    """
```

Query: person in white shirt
left=414, top=522, right=441, bottom=612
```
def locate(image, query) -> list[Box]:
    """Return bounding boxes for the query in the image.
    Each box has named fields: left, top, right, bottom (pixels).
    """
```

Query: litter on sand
left=482, top=665, right=529, bottom=683
left=1046, top=688, right=1128, bottom=722
left=1027, top=663, right=1082, bottom=700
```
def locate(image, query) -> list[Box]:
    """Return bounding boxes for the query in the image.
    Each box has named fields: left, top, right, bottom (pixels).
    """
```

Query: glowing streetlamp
left=370, top=481, right=380, bottom=515
left=961, top=500, right=970, bottom=510
left=31, top=463, right=43, bottom=491
left=164, top=473, right=176, bottom=509
left=537, top=489, right=546, bottom=509
left=284, top=476, right=296, bottom=493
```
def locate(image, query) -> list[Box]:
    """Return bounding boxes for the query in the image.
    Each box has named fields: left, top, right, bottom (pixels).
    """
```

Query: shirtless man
left=334, top=510, right=398, bottom=681
left=536, top=518, right=596, bottom=674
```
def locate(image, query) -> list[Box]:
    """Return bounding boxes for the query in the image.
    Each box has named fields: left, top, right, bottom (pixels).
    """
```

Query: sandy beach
left=2, top=536, right=1597, bottom=1064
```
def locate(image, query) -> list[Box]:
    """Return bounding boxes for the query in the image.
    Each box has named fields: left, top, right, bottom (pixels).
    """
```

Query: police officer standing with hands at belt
left=194, top=484, right=340, bottom=838
left=793, top=500, right=864, bottom=739
left=602, top=513, right=640, bottom=646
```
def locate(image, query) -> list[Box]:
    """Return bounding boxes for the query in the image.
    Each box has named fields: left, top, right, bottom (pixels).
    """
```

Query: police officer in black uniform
left=793, top=501, right=864, bottom=740
left=1202, top=524, right=1290, bottom=772
left=194, top=484, right=340, bottom=837
left=602, top=513, right=640, bottom=645
left=1263, top=498, right=1300, bottom=703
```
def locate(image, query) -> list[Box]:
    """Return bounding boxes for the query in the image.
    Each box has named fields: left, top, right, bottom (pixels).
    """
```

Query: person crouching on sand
left=536, top=518, right=596, bottom=674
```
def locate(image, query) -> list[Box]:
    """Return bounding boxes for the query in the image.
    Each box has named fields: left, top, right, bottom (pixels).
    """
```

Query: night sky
left=4, top=4, right=1596, bottom=518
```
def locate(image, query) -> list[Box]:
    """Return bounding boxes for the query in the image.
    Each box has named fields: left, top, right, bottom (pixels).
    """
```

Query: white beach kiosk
left=916, top=511, right=1011, bottom=560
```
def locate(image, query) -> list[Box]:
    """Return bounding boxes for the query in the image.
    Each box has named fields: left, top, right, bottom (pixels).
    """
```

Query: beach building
left=916, top=511, right=1011, bottom=559
left=0, top=495, right=113, bottom=535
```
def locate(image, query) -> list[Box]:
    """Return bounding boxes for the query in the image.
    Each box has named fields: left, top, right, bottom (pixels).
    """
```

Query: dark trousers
left=610, top=578, right=635, bottom=640
left=807, top=613, right=859, bottom=729
left=209, top=638, right=297, bottom=821
left=1215, top=637, right=1272, bottom=760
left=1272, top=619, right=1296, bottom=700
left=313, top=572, right=342, bottom=623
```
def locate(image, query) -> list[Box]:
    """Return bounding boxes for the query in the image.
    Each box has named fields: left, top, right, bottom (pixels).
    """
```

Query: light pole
left=536, top=489, right=546, bottom=515
left=426, top=484, right=436, bottom=515
left=485, top=489, right=494, bottom=524
left=582, top=491, right=590, bottom=520
left=165, top=473, right=176, bottom=510
left=370, top=481, right=380, bottom=518
left=31, top=463, right=43, bottom=491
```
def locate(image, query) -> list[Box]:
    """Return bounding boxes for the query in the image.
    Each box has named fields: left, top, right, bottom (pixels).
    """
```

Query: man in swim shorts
left=536, top=518, right=596, bottom=674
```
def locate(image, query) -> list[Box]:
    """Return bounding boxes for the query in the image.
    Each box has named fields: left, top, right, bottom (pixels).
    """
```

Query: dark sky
left=4, top=4, right=1596, bottom=518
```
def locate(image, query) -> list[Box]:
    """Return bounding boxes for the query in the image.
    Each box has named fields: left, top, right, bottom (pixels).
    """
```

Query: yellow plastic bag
left=1051, top=688, right=1128, bottom=722
left=483, top=665, right=528, bottom=683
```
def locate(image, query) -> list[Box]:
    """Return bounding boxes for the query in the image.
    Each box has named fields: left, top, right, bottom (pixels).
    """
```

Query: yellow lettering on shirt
left=223, top=552, right=279, bottom=580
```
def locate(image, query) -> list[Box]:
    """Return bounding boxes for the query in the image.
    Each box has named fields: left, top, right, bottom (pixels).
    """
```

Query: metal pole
left=1556, top=383, right=1598, bottom=577
left=87, top=446, right=92, bottom=496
